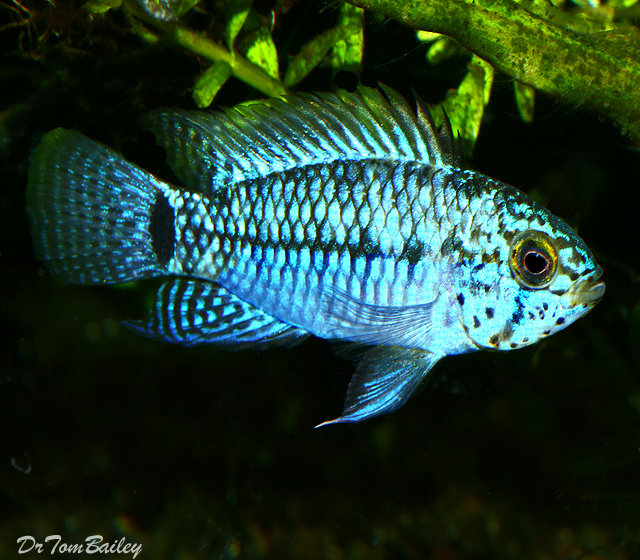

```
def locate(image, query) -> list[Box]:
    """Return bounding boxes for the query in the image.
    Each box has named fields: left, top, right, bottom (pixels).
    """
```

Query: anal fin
left=317, top=347, right=441, bottom=426
left=127, top=279, right=309, bottom=348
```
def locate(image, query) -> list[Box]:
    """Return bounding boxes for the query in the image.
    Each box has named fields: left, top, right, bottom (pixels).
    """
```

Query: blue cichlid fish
left=27, top=87, right=605, bottom=425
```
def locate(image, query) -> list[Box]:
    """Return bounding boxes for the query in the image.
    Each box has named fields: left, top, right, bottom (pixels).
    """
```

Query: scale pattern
left=169, top=159, right=496, bottom=343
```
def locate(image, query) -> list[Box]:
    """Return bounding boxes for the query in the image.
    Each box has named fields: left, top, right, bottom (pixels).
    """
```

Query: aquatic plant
left=5, top=0, right=637, bottom=149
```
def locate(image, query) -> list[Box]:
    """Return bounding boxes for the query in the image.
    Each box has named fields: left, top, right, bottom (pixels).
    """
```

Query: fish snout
left=569, top=266, right=605, bottom=307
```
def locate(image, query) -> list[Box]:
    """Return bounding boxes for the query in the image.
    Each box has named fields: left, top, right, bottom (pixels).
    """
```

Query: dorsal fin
left=141, top=86, right=463, bottom=194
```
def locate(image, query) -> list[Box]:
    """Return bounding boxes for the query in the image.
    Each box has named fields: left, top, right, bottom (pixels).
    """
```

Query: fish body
left=26, top=87, right=605, bottom=424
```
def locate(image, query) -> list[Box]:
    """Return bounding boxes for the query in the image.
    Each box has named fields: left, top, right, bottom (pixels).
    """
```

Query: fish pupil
left=523, top=250, right=549, bottom=275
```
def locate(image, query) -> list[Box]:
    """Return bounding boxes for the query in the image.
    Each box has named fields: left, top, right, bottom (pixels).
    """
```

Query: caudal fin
left=27, top=129, right=176, bottom=285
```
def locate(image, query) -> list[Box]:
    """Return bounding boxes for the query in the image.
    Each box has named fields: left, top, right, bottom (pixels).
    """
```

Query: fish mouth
left=569, top=267, right=605, bottom=307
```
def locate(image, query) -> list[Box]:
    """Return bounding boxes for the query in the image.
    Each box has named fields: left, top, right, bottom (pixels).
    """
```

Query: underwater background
left=1, top=0, right=640, bottom=558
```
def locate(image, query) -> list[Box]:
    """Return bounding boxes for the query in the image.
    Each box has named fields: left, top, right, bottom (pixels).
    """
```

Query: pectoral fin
left=317, top=347, right=441, bottom=426
left=127, top=279, right=309, bottom=348
left=320, top=286, right=438, bottom=349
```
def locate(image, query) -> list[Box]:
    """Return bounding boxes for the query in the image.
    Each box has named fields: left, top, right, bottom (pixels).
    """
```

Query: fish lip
left=570, top=267, right=605, bottom=306
left=577, top=280, right=606, bottom=305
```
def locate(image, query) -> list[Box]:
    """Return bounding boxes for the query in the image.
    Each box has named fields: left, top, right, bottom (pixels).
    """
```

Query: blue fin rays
left=141, top=86, right=461, bottom=195
left=26, top=129, right=172, bottom=285
left=127, top=279, right=309, bottom=348
left=317, top=347, right=441, bottom=426
left=321, top=286, right=439, bottom=349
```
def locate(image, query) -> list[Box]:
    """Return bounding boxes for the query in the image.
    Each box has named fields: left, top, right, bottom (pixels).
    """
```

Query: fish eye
left=510, top=230, right=557, bottom=289
left=523, top=250, right=549, bottom=275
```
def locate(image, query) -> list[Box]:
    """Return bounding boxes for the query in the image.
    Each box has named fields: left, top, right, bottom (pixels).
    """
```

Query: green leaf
left=514, top=80, right=535, bottom=123
left=611, top=0, right=640, bottom=6
left=329, top=4, right=364, bottom=72
left=225, top=0, right=252, bottom=50
left=285, top=4, right=364, bottom=87
left=284, top=27, right=341, bottom=87
left=167, top=24, right=286, bottom=97
left=416, top=30, right=442, bottom=42
left=172, top=0, right=201, bottom=17
left=83, top=0, right=122, bottom=15
left=426, top=37, right=465, bottom=65
left=244, top=25, right=280, bottom=80
left=127, top=13, right=160, bottom=43
left=435, top=55, right=494, bottom=156
left=193, top=62, right=232, bottom=108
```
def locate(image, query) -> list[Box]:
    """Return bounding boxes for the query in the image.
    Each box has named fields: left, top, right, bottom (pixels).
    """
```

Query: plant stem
left=168, top=25, right=286, bottom=97
left=124, top=0, right=286, bottom=98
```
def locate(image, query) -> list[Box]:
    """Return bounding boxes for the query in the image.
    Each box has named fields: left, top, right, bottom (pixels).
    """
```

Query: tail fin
left=27, top=129, right=176, bottom=285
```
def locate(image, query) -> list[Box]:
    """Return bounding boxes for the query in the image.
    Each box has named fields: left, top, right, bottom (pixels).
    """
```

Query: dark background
left=1, top=1, right=639, bottom=558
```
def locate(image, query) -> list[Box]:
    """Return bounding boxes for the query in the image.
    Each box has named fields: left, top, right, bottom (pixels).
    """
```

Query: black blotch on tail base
left=149, top=192, right=175, bottom=266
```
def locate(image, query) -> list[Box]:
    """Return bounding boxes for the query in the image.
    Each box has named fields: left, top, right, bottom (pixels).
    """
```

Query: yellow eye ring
left=509, top=230, right=558, bottom=289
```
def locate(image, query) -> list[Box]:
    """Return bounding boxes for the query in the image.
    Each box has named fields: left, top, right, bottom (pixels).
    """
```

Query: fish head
left=456, top=189, right=604, bottom=351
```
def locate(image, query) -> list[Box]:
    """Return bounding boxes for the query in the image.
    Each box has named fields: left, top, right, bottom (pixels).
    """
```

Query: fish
left=26, top=86, right=605, bottom=425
